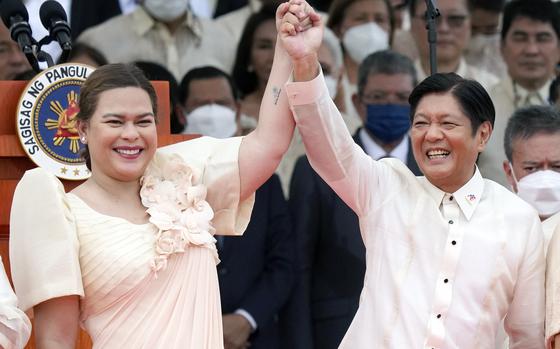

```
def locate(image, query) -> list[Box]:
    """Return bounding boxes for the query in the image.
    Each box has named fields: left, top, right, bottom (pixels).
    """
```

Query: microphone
left=40, top=0, right=72, bottom=52
left=0, top=0, right=34, bottom=55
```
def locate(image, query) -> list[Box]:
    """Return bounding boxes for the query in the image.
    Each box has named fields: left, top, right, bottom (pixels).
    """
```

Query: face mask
left=511, top=166, right=560, bottom=218
left=325, top=75, right=338, bottom=99
left=466, top=33, right=499, bottom=56
left=183, top=104, right=237, bottom=139
left=342, top=22, right=389, bottom=64
left=365, top=104, right=410, bottom=143
left=143, top=0, right=188, bottom=22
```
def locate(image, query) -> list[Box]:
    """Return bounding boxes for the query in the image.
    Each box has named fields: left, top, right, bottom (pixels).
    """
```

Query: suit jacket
left=282, top=131, right=421, bottom=349
left=218, top=174, right=295, bottom=349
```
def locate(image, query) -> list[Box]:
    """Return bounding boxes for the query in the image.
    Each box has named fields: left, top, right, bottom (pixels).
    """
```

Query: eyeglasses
left=416, top=12, right=469, bottom=29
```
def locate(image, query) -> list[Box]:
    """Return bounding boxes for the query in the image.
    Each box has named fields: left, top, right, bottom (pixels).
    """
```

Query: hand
left=223, top=313, right=252, bottom=349
left=277, top=0, right=323, bottom=63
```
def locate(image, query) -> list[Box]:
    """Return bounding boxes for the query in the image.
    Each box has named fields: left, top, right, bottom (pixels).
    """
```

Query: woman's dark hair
left=327, top=0, right=395, bottom=43
left=408, top=73, right=495, bottom=135
left=58, top=42, right=109, bottom=66
left=78, top=63, right=158, bottom=169
left=134, top=61, right=183, bottom=134
left=501, top=0, right=560, bottom=41
left=231, top=4, right=276, bottom=97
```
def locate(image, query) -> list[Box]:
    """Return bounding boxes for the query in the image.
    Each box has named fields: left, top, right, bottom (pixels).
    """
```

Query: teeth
left=427, top=150, right=449, bottom=159
left=116, top=149, right=140, bottom=155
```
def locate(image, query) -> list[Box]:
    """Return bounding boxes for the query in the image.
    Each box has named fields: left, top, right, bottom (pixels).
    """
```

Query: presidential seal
left=16, top=63, right=95, bottom=180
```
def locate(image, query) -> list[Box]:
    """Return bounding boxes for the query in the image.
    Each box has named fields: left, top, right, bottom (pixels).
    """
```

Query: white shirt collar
left=419, top=166, right=484, bottom=221
left=359, top=128, right=409, bottom=163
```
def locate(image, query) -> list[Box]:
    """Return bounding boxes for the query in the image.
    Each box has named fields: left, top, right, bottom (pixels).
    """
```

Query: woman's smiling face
left=79, top=86, right=158, bottom=182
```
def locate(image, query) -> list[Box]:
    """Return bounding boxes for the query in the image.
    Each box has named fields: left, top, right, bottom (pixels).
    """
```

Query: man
left=279, top=3, right=544, bottom=347
left=77, top=0, right=235, bottom=80
left=479, top=0, right=560, bottom=186
left=408, top=0, right=498, bottom=89
left=180, top=66, right=295, bottom=349
left=284, top=49, right=421, bottom=349
left=503, top=105, right=560, bottom=250
left=0, top=22, right=31, bottom=80
left=464, top=0, right=507, bottom=79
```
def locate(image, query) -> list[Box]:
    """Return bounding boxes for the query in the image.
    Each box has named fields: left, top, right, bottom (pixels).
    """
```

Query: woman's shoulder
left=17, top=167, right=68, bottom=199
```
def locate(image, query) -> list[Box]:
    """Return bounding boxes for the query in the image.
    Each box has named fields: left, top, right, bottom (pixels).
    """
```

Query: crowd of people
left=2, top=0, right=560, bottom=348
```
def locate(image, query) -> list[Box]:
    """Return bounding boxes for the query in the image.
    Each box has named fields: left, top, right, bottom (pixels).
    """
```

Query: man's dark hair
left=179, top=66, right=239, bottom=105
left=501, top=0, right=560, bottom=41
left=408, top=73, right=495, bottom=135
left=504, top=105, right=560, bottom=161
left=357, top=50, right=417, bottom=96
left=550, top=75, right=560, bottom=104
left=468, top=0, right=505, bottom=13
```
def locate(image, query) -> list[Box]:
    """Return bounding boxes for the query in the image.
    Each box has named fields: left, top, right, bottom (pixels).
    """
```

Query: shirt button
left=448, top=220, right=454, bottom=224
left=449, top=196, right=454, bottom=201
left=444, top=278, right=449, bottom=283
left=451, top=240, right=457, bottom=245
left=436, top=314, right=441, bottom=319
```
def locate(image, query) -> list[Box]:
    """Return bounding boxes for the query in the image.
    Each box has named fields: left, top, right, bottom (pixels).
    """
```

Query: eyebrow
left=102, top=112, right=155, bottom=118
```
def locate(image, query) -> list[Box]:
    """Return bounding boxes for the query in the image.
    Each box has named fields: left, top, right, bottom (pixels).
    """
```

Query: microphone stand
left=425, top=0, right=440, bottom=75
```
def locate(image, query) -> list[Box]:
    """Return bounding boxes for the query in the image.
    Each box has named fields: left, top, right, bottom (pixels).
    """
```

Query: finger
left=280, top=22, right=297, bottom=36
left=297, top=16, right=312, bottom=32
left=276, top=2, right=290, bottom=20
left=282, top=11, right=301, bottom=28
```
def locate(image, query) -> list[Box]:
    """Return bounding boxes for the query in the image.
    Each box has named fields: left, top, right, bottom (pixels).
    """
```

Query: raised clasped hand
left=276, top=0, right=323, bottom=62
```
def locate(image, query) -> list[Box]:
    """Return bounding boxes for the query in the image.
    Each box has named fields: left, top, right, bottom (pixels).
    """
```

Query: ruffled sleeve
left=9, top=168, right=84, bottom=313
left=157, top=136, right=255, bottom=236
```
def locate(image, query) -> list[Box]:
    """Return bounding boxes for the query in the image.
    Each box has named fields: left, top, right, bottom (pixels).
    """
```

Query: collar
left=359, top=128, right=409, bottom=163
left=249, top=0, right=262, bottom=12
left=133, top=6, right=201, bottom=38
left=420, top=166, right=484, bottom=221
left=414, top=57, right=468, bottom=81
left=510, top=77, right=551, bottom=106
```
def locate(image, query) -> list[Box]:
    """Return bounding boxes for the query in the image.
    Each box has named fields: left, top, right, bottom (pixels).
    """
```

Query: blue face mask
left=365, top=104, right=411, bottom=144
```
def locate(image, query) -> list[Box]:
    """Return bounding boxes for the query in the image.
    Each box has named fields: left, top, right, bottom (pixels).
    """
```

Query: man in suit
left=180, top=66, right=295, bottom=349
left=284, top=50, right=420, bottom=349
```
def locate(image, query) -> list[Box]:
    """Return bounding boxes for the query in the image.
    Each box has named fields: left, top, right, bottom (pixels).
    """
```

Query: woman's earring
left=247, top=64, right=254, bottom=73
left=81, top=137, right=87, bottom=144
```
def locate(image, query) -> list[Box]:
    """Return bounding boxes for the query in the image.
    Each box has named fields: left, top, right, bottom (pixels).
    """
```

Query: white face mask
left=511, top=165, right=560, bottom=218
left=466, top=33, right=499, bottom=56
left=324, top=75, right=338, bottom=99
left=342, top=22, right=389, bottom=64
left=143, top=0, right=188, bottom=22
left=183, top=104, right=237, bottom=139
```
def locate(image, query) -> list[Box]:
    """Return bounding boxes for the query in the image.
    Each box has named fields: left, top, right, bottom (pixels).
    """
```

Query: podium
left=0, top=80, right=195, bottom=349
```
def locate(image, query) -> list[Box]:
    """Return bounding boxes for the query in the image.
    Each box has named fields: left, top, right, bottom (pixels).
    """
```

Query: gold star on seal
left=73, top=169, right=80, bottom=176
left=60, top=167, right=68, bottom=174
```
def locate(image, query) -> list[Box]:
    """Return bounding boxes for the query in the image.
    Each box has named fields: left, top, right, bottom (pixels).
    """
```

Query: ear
left=503, top=160, right=518, bottom=192
left=352, top=93, right=366, bottom=122
left=476, top=121, right=492, bottom=152
left=77, top=119, right=88, bottom=140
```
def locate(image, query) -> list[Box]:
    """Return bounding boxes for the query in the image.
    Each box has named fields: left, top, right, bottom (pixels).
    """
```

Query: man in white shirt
left=0, top=22, right=31, bottom=80
left=502, top=105, right=560, bottom=251
left=408, top=0, right=499, bottom=90
left=478, top=0, right=560, bottom=186
left=77, top=0, right=235, bottom=80
left=277, top=2, right=545, bottom=347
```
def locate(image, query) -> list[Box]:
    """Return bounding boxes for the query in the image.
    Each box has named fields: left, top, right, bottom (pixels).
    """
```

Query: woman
left=327, top=0, right=394, bottom=133
left=232, top=4, right=277, bottom=133
left=9, top=4, right=297, bottom=348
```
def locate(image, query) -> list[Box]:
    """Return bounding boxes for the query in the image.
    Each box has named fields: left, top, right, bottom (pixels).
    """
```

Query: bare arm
left=238, top=4, right=296, bottom=201
left=34, top=296, right=79, bottom=349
